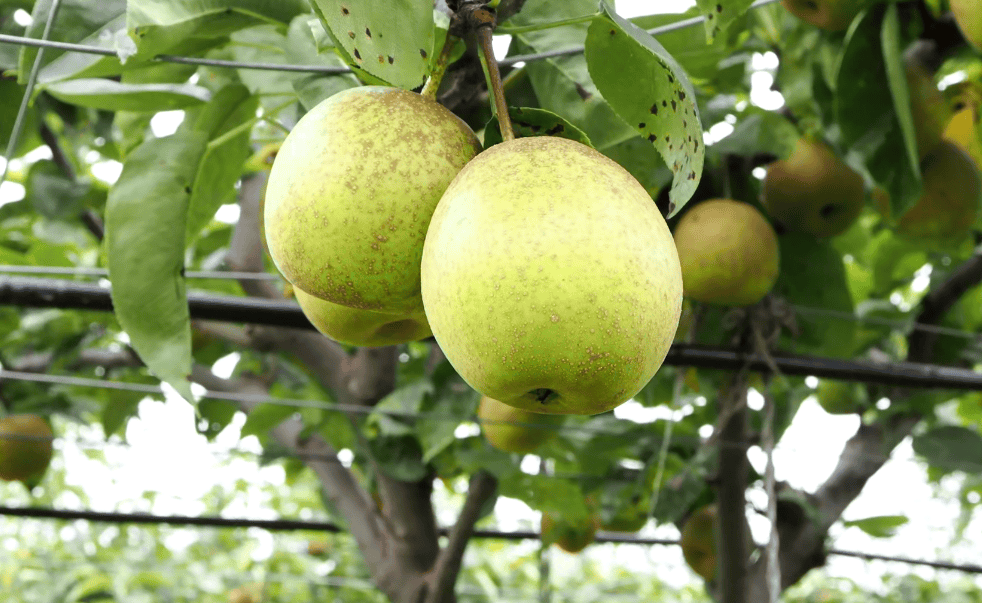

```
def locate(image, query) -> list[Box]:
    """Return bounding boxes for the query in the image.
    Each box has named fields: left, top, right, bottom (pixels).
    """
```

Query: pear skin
left=265, top=86, right=481, bottom=313
left=0, top=414, right=53, bottom=482
left=906, top=59, right=950, bottom=160
left=762, top=137, right=865, bottom=237
left=541, top=510, right=600, bottom=553
left=896, top=141, right=982, bottom=241
left=680, top=504, right=718, bottom=581
left=673, top=199, right=780, bottom=306
left=477, top=396, right=562, bottom=453
left=944, top=101, right=982, bottom=170
left=294, top=287, right=431, bottom=347
left=421, top=136, right=682, bottom=416
left=951, top=0, right=982, bottom=51
left=815, top=380, right=861, bottom=415
left=780, top=0, right=864, bottom=31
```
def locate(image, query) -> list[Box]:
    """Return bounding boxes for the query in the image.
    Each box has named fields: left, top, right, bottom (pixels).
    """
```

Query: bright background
left=0, top=0, right=979, bottom=596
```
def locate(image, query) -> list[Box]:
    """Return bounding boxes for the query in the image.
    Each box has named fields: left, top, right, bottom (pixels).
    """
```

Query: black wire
left=1, top=505, right=979, bottom=574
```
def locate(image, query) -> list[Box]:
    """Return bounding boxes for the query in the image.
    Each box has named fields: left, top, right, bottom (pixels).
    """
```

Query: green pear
left=815, top=380, right=862, bottom=415
left=680, top=504, right=718, bottom=581
left=951, top=0, right=982, bottom=51
left=294, top=287, right=431, bottom=347
left=264, top=86, right=481, bottom=313
left=541, top=509, right=600, bottom=553
left=673, top=199, right=779, bottom=306
left=896, top=140, right=982, bottom=241
left=762, top=137, right=865, bottom=238
left=421, top=136, right=683, bottom=416
left=906, top=58, right=951, bottom=160
left=944, top=93, right=982, bottom=170
left=780, top=0, right=864, bottom=31
left=0, top=414, right=53, bottom=482
left=477, top=396, right=562, bottom=453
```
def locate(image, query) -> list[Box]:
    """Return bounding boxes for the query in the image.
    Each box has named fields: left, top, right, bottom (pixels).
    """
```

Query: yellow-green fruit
left=896, top=141, right=982, bottom=240
left=477, top=396, right=561, bottom=453
left=815, top=380, right=860, bottom=415
left=680, top=504, right=718, bottom=581
left=780, top=0, right=863, bottom=31
left=541, top=511, right=600, bottom=553
left=762, top=137, right=865, bottom=237
left=951, top=0, right=982, bottom=51
left=945, top=103, right=982, bottom=170
left=228, top=587, right=258, bottom=603
left=421, top=136, right=683, bottom=416
left=295, top=287, right=431, bottom=347
left=0, top=414, right=53, bottom=482
left=264, top=86, right=481, bottom=313
left=906, top=59, right=950, bottom=160
left=600, top=503, right=649, bottom=533
left=673, top=199, right=779, bottom=306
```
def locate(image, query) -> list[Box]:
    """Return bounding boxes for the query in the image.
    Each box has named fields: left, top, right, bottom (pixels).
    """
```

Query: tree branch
left=188, top=365, right=395, bottom=581
left=747, top=252, right=982, bottom=599
left=426, top=471, right=498, bottom=603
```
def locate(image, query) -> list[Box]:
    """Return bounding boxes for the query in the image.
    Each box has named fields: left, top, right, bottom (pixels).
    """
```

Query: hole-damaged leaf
left=309, top=0, right=434, bottom=90
left=585, top=4, right=704, bottom=215
left=105, top=134, right=208, bottom=401
left=695, top=0, right=755, bottom=41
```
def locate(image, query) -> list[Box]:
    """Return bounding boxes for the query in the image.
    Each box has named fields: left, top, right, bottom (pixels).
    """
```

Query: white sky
left=2, top=0, right=980, bottom=593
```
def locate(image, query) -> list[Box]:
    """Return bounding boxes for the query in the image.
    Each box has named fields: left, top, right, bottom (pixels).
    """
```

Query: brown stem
left=426, top=471, right=498, bottom=603
left=474, top=17, right=514, bottom=141
left=421, top=34, right=458, bottom=100
left=714, top=376, right=750, bottom=603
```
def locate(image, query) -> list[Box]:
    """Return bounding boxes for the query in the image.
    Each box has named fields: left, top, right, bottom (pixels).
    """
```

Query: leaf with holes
left=308, top=0, right=434, bottom=90
left=105, top=134, right=209, bottom=401
left=585, top=4, right=704, bottom=215
left=483, top=107, right=593, bottom=149
left=695, top=0, right=755, bottom=41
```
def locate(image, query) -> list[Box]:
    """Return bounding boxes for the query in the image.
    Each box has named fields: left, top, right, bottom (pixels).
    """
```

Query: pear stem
left=475, top=14, right=515, bottom=141
left=420, top=33, right=457, bottom=100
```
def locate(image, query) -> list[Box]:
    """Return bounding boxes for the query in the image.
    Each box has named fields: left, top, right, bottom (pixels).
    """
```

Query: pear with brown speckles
left=421, top=136, right=683, bottom=416
left=264, top=86, right=481, bottom=315
left=294, top=287, right=432, bottom=347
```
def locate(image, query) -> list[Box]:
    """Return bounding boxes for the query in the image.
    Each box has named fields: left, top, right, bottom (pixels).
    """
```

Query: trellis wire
left=6, top=274, right=982, bottom=390
left=1, top=264, right=978, bottom=340
left=0, top=0, right=785, bottom=79
left=1, top=504, right=980, bottom=575
left=0, top=0, right=62, bottom=189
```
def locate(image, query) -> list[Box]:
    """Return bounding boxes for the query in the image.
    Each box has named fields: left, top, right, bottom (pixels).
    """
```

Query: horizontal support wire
left=1, top=264, right=976, bottom=340
left=0, top=0, right=784, bottom=74
left=3, top=275, right=982, bottom=390
left=0, top=504, right=978, bottom=574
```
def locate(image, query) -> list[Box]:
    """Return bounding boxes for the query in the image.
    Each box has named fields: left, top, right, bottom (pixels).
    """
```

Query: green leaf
left=308, top=0, right=434, bottom=90
left=880, top=3, right=920, bottom=182
left=181, top=84, right=259, bottom=242
left=842, top=514, right=909, bottom=538
left=105, top=134, right=209, bottom=401
left=912, top=426, right=982, bottom=474
left=586, top=5, right=704, bottom=215
left=19, top=0, right=126, bottom=84
left=368, top=435, right=428, bottom=481
left=773, top=234, right=856, bottom=358
left=43, top=78, right=211, bottom=111
left=241, top=403, right=296, bottom=438
left=99, top=394, right=141, bottom=437
left=126, top=0, right=307, bottom=61
left=695, top=0, right=755, bottom=41
left=506, top=0, right=638, bottom=151
left=632, top=9, right=743, bottom=81
left=710, top=112, right=799, bottom=160
left=483, top=106, right=593, bottom=148
left=835, top=6, right=921, bottom=219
